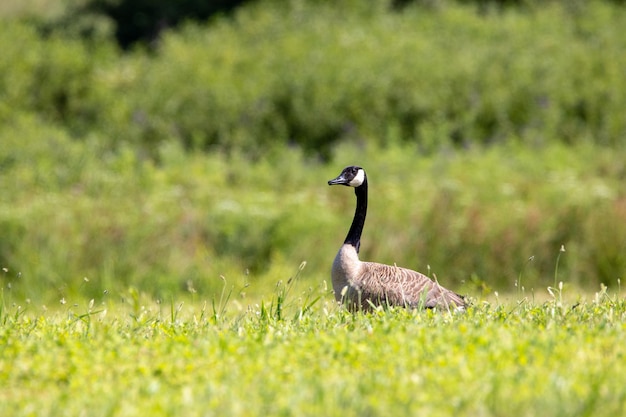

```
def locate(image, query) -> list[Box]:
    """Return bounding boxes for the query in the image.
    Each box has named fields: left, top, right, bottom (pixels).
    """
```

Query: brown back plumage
left=359, top=261, right=464, bottom=310
left=332, top=244, right=465, bottom=312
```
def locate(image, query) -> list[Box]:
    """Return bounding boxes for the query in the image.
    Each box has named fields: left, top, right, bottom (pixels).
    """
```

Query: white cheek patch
left=348, top=169, right=365, bottom=187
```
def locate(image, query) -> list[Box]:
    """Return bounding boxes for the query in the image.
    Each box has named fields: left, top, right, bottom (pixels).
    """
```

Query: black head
left=328, top=166, right=366, bottom=188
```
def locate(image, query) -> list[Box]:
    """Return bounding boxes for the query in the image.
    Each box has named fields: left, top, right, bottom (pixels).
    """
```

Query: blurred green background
left=1, top=0, right=625, bottom=304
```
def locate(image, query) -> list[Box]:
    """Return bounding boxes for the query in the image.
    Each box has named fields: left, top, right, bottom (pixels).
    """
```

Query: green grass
left=1, top=3, right=624, bottom=415
left=1, top=0, right=625, bottom=301
left=2, top=136, right=625, bottom=302
left=1, top=284, right=625, bottom=417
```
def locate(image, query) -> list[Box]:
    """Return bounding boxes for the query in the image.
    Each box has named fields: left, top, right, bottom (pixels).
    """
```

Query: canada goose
left=328, top=166, right=465, bottom=311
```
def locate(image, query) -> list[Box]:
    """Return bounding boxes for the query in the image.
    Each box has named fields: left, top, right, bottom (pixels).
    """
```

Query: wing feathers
left=356, top=262, right=465, bottom=310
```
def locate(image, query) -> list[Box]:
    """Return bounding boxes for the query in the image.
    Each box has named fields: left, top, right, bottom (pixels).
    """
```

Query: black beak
left=328, top=174, right=347, bottom=186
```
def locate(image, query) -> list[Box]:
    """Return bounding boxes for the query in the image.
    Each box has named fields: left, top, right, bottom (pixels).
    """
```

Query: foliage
left=100, top=1, right=626, bottom=156
left=2, top=2, right=626, bottom=158
left=1, top=287, right=626, bottom=416
left=0, top=21, right=117, bottom=133
left=2, top=116, right=625, bottom=302
left=0, top=1, right=625, bottom=303
left=77, top=0, right=250, bottom=48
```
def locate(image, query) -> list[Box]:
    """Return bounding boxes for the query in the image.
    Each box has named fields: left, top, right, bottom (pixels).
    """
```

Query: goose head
left=328, top=166, right=366, bottom=188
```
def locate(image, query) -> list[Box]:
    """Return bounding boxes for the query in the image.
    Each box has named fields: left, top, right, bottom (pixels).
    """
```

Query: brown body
left=332, top=244, right=465, bottom=311
left=328, top=166, right=465, bottom=312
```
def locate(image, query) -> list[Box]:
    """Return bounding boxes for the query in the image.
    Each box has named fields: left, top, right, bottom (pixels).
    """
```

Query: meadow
left=1, top=0, right=626, bottom=415
left=1, top=286, right=626, bottom=416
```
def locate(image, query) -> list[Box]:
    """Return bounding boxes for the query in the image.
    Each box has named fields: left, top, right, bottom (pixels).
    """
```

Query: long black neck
left=344, top=179, right=368, bottom=253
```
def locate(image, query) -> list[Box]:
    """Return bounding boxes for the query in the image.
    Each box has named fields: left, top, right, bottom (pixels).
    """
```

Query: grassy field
left=1, top=1, right=625, bottom=415
left=1, top=286, right=626, bottom=417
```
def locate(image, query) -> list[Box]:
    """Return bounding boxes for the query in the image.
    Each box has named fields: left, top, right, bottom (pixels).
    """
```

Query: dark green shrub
left=98, top=1, right=626, bottom=157
left=3, top=3, right=626, bottom=159
left=0, top=22, right=117, bottom=134
left=80, top=0, right=250, bottom=48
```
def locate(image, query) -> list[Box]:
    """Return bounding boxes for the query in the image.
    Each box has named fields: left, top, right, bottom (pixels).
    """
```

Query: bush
left=81, top=0, right=250, bottom=48
left=3, top=2, right=626, bottom=159
left=0, top=22, right=117, bottom=135
left=79, top=1, right=624, bottom=158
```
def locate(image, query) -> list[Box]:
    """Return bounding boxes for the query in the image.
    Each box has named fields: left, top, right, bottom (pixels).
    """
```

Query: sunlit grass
left=0, top=3, right=625, bottom=413
left=1, top=279, right=625, bottom=417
